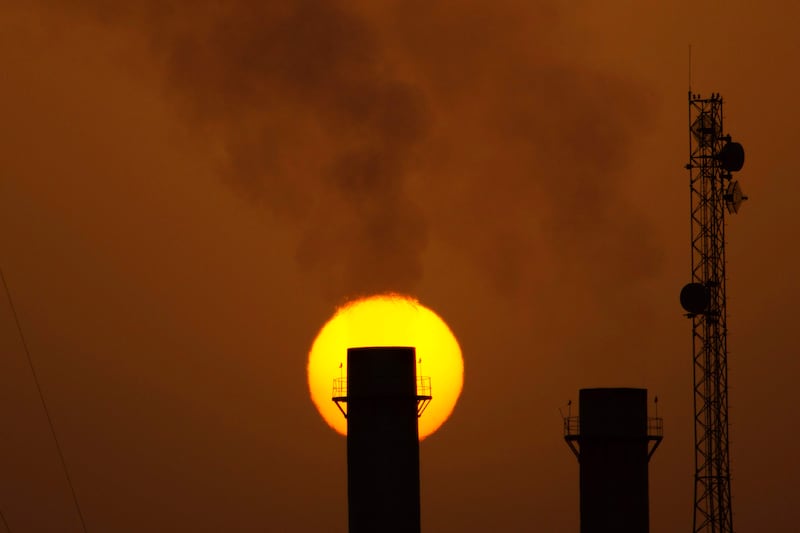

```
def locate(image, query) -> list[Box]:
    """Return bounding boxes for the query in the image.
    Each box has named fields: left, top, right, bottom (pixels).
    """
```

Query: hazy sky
left=1, top=1, right=798, bottom=531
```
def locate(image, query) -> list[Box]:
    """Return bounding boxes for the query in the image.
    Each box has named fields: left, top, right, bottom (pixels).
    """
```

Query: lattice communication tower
left=680, top=92, right=747, bottom=533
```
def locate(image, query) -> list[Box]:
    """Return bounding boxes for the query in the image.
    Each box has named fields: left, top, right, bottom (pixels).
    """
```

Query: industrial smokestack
left=341, top=346, right=422, bottom=533
left=564, top=388, right=662, bottom=533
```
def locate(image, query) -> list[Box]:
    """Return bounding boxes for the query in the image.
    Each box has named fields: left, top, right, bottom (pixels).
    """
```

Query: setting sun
left=307, top=294, right=464, bottom=440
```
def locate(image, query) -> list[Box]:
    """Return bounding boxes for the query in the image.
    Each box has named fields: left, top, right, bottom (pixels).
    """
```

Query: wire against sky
left=0, top=267, right=89, bottom=533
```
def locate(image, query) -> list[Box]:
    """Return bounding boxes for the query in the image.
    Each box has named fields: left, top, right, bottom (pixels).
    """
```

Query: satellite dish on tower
left=724, top=180, right=748, bottom=214
left=680, top=283, right=709, bottom=314
left=691, top=113, right=720, bottom=147
left=716, top=141, right=745, bottom=172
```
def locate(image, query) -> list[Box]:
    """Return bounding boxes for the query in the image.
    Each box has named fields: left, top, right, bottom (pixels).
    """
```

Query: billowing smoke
left=148, top=1, right=432, bottom=299
left=51, top=0, right=660, bottom=301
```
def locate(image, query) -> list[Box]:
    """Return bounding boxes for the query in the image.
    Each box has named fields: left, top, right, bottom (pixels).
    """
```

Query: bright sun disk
left=307, top=293, right=464, bottom=440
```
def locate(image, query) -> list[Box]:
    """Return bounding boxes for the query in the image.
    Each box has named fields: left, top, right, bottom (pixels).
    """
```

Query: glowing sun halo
left=307, top=294, right=464, bottom=440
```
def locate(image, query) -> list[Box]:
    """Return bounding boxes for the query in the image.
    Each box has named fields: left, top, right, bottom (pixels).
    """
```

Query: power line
left=0, top=508, right=9, bottom=532
left=0, top=268, right=88, bottom=533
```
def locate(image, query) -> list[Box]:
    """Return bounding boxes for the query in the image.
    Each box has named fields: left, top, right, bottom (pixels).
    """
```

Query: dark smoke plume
left=52, top=0, right=660, bottom=301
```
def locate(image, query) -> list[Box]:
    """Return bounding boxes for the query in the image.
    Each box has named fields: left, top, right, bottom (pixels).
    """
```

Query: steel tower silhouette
left=681, top=92, right=746, bottom=533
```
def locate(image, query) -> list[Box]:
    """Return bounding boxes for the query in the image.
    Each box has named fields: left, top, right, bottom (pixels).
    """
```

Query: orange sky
left=0, top=1, right=797, bottom=531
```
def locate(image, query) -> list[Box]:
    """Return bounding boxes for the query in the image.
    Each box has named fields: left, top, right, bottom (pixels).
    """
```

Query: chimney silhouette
left=342, top=347, right=422, bottom=533
left=564, top=388, right=662, bottom=533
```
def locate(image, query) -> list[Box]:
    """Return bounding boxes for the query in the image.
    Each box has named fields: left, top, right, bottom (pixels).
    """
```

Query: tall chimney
left=564, top=388, right=662, bottom=533
left=342, top=346, right=421, bottom=533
